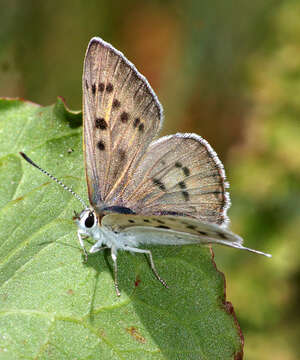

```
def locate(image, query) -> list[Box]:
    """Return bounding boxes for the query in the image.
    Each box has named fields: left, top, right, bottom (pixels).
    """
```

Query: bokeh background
left=0, top=1, right=299, bottom=359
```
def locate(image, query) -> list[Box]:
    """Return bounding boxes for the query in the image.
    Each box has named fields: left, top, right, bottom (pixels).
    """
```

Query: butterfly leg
left=124, top=246, right=169, bottom=289
left=77, top=230, right=88, bottom=262
left=90, top=242, right=108, bottom=253
left=111, top=247, right=121, bottom=297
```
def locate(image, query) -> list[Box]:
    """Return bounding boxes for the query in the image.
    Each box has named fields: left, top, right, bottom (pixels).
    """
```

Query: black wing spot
left=143, top=219, right=150, bottom=223
left=95, top=118, right=107, bottom=130
left=138, top=123, right=145, bottom=132
left=182, top=167, right=190, bottom=177
left=198, top=230, right=208, bottom=236
left=98, top=83, right=105, bottom=92
left=85, top=80, right=89, bottom=90
left=120, top=112, right=129, bottom=123
left=133, top=118, right=140, bottom=128
left=152, top=178, right=166, bottom=191
left=186, top=224, right=196, bottom=230
left=97, top=140, right=105, bottom=151
left=113, top=99, right=120, bottom=108
left=156, top=225, right=170, bottom=230
left=92, top=83, right=96, bottom=94
left=106, top=83, right=114, bottom=92
left=128, top=219, right=135, bottom=223
left=217, top=232, right=228, bottom=240
left=182, top=191, right=190, bottom=201
left=178, top=181, right=186, bottom=189
left=118, top=149, right=126, bottom=162
left=175, top=162, right=182, bottom=168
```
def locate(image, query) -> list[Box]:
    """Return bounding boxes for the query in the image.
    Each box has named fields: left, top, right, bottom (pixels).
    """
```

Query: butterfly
left=20, top=37, right=271, bottom=296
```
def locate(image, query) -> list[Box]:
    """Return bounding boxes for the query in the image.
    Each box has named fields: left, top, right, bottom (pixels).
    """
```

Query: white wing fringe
left=210, top=238, right=272, bottom=257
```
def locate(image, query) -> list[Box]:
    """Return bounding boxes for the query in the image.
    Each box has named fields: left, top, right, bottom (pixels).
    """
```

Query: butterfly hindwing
left=83, top=37, right=163, bottom=210
left=119, top=133, right=230, bottom=226
left=101, top=213, right=242, bottom=246
left=101, top=213, right=272, bottom=257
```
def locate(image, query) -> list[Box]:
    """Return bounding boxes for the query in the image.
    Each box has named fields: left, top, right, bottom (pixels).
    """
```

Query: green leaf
left=0, top=98, right=243, bottom=359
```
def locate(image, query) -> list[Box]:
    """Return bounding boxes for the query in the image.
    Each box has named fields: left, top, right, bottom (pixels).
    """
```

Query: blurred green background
left=0, top=0, right=299, bottom=359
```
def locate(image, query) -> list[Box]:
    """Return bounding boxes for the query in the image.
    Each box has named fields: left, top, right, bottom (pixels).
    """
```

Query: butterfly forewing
left=83, top=37, right=163, bottom=209
left=119, top=133, right=230, bottom=226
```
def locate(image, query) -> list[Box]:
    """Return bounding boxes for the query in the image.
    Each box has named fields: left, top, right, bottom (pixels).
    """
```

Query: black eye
left=85, top=213, right=95, bottom=228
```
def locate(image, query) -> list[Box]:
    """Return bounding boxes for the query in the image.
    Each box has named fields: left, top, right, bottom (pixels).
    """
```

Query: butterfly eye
left=85, top=212, right=95, bottom=228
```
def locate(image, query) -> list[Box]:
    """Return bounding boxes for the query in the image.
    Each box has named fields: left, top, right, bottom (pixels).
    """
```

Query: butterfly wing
left=83, top=37, right=163, bottom=211
left=101, top=213, right=271, bottom=257
left=83, top=38, right=228, bottom=226
left=102, top=213, right=238, bottom=243
left=82, top=37, right=271, bottom=260
left=119, top=133, right=230, bottom=226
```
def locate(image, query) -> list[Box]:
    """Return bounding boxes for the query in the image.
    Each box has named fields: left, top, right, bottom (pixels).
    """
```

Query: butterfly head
left=75, top=208, right=98, bottom=235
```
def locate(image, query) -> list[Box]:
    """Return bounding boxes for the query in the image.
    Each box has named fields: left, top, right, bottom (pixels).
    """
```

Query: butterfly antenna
left=20, top=152, right=88, bottom=209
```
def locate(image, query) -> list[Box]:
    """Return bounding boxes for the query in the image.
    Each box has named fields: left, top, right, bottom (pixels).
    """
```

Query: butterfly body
left=20, top=36, right=271, bottom=297
left=75, top=206, right=270, bottom=296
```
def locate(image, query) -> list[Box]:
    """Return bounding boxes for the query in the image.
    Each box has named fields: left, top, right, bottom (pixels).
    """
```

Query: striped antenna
left=20, top=152, right=88, bottom=209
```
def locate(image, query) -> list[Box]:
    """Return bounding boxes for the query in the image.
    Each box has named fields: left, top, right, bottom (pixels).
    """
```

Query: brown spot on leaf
left=126, top=326, right=146, bottom=344
left=135, top=276, right=141, bottom=287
